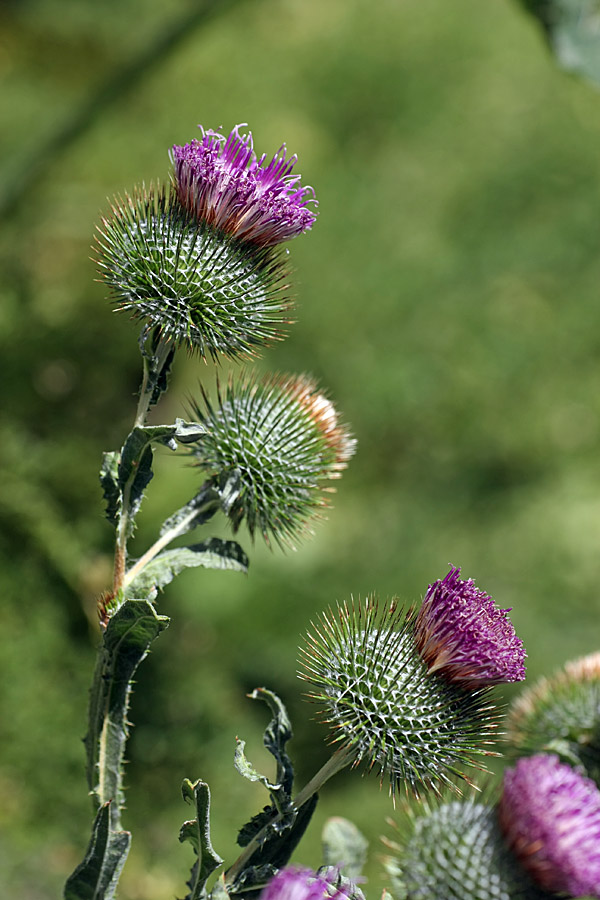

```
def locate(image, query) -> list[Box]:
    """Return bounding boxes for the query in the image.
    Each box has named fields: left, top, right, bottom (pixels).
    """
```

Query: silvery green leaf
left=322, top=817, right=368, bottom=881
left=522, top=0, right=600, bottom=86
left=180, top=779, right=223, bottom=900
left=124, top=539, right=249, bottom=599
left=63, top=802, right=131, bottom=900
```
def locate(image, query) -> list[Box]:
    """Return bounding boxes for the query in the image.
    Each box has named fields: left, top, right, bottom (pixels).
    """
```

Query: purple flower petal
left=172, top=124, right=317, bottom=247
left=261, top=866, right=360, bottom=900
left=414, top=566, right=526, bottom=687
left=499, top=754, right=600, bottom=898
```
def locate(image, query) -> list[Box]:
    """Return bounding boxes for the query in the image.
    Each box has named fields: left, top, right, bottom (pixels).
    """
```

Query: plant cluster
left=63, top=125, right=600, bottom=900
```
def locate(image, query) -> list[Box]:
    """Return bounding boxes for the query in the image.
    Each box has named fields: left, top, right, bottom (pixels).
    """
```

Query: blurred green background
left=2, top=0, right=600, bottom=897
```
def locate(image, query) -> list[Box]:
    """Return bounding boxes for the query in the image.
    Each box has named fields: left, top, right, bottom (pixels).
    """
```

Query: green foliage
left=84, top=600, right=169, bottom=827
left=63, top=803, right=131, bottom=900
left=125, top=539, right=249, bottom=599
left=321, top=817, right=368, bottom=882
left=179, top=780, right=224, bottom=900
left=521, top=0, right=600, bottom=87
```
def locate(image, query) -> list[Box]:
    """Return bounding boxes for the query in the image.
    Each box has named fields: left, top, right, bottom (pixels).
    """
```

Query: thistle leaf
left=521, top=0, right=600, bottom=87
left=322, top=817, right=368, bottom=881
left=125, top=539, right=249, bottom=599
left=99, top=451, right=121, bottom=526
left=63, top=802, right=131, bottom=900
left=179, top=779, right=223, bottom=900
left=84, top=599, right=169, bottom=827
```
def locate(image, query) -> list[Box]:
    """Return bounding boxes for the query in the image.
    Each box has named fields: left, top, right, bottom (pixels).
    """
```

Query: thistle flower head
left=415, top=567, right=526, bottom=688
left=172, top=124, right=317, bottom=247
left=261, top=866, right=364, bottom=900
left=506, top=651, right=600, bottom=785
left=95, top=186, right=292, bottom=359
left=299, top=595, right=501, bottom=797
left=189, top=372, right=355, bottom=547
left=384, top=796, right=549, bottom=900
left=499, top=754, right=600, bottom=898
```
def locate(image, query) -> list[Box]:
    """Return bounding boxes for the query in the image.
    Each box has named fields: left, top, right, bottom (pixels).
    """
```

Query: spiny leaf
left=125, top=539, right=249, bottom=599
left=521, top=0, right=600, bottom=87
left=99, top=451, right=121, bottom=526
left=158, top=484, right=221, bottom=539
left=180, top=779, right=223, bottom=900
left=63, top=803, right=131, bottom=900
left=85, top=600, right=169, bottom=828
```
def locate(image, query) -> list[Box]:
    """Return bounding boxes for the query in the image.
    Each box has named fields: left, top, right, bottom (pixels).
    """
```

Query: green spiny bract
left=385, top=798, right=552, bottom=900
left=506, top=651, right=600, bottom=786
left=95, top=185, right=292, bottom=360
left=189, top=372, right=355, bottom=548
left=299, top=599, right=499, bottom=797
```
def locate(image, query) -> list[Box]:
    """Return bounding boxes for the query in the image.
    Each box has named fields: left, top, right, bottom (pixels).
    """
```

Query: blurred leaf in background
left=2, top=0, right=600, bottom=897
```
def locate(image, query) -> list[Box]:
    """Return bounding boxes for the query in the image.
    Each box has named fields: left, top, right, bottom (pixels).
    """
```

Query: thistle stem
left=225, top=745, right=354, bottom=886
left=112, top=337, right=173, bottom=593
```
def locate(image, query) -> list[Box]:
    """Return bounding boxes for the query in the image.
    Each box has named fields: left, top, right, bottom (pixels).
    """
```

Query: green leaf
left=63, top=803, right=131, bottom=900
left=322, top=817, right=368, bottom=881
left=84, top=599, right=169, bottom=830
left=125, top=539, right=249, bottom=598
left=210, top=877, right=231, bottom=900
left=180, top=779, right=224, bottom=900
left=117, top=421, right=208, bottom=536
left=521, top=0, right=600, bottom=86
left=99, top=451, right=121, bottom=526
left=228, top=688, right=317, bottom=894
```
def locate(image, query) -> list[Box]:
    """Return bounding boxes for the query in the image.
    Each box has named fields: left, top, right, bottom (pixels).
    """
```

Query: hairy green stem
left=113, top=340, right=172, bottom=592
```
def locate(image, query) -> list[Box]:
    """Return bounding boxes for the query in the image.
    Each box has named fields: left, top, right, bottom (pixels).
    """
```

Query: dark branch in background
left=0, top=0, right=248, bottom=220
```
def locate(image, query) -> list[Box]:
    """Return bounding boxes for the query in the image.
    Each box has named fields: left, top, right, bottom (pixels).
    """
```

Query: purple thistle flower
left=499, top=754, right=600, bottom=898
left=172, top=124, right=317, bottom=247
left=414, top=566, right=526, bottom=688
left=261, top=866, right=362, bottom=900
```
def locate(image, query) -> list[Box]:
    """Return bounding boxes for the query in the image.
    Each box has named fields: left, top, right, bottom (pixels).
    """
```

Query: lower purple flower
left=499, top=754, right=600, bottom=898
left=261, top=866, right=363, bottom=900
left=414, top=566, right=526, bottom=688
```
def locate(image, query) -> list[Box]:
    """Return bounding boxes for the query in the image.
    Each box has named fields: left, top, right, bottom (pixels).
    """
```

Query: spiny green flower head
left=172, top=124, right=317, bottom=248
left=95, top=184, right=292, bottom=360
left=261, top=866, right=365, bottom=900
left=384, top=796, right=551, bottom=900
left=189, top=372, right=355, bottom=548
left=506, top=651, right=600, bottom=786
left=415, top=567, right=526, bottom=688
left=499, top=754, right=600, bottom=898
left=299, top=595, right=501, bottom=798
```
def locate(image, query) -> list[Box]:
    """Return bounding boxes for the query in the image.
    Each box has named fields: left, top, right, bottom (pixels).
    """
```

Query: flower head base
left=95, top=186, right=292, bottom=360
left=499, top=754, right=600, bottom=898
left=506, top=651, right=600, bottom=785
left=415, top=567, right=526, bottom=688
left=189, top=373, right=355, bottom=547
left=172, top=125, right=317, bottom=247
left=299, top=597, right=500, bottom=797
left=261, top=866, right=364, bottom=900
left=385, top=797, right=549, bottom=900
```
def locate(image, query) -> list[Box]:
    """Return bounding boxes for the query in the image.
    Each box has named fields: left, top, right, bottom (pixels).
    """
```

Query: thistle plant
left=61, top=119, right=599, bottom=900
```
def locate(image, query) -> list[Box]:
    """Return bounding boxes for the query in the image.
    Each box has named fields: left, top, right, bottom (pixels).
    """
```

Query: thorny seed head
left=299, top=596, right=502, bottom=798
left=189, top=372, right=355, bottom=548
left=95, top=185, right=292, bottom=360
